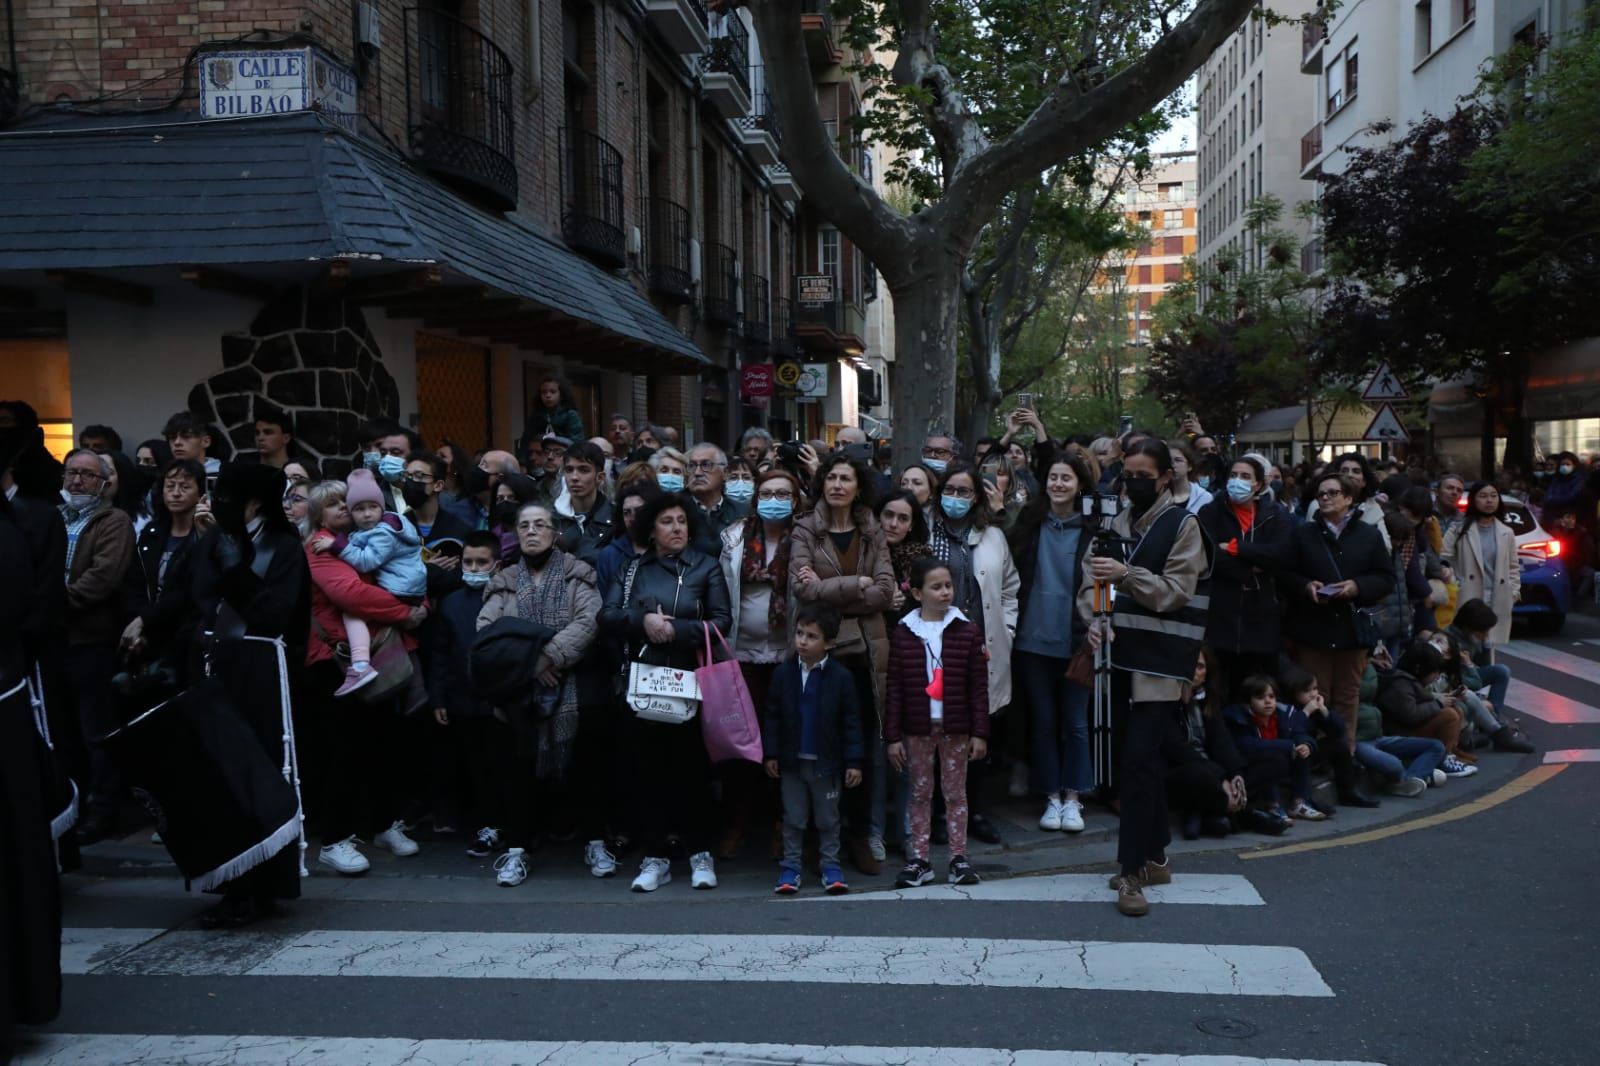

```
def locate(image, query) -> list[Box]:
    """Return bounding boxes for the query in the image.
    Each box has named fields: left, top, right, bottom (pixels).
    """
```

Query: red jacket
left=305, top=547, right=418, bottom=667
left=883, top=617, right=990, bottom=742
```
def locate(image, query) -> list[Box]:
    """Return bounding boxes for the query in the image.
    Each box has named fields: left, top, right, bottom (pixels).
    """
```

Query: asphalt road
left=12, top=612, right=1600, bottom=1066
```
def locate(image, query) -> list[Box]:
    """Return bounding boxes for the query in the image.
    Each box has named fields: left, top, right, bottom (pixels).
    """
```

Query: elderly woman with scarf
left=716, top=467, right=806, bottom=859
left=475, top=500, right=601, bottom=887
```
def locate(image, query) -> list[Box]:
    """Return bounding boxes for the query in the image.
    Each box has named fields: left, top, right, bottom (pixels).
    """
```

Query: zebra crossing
left=22, top=869, right=1379, bottom=1065
left=1498, top=640, right=1600, bottom=725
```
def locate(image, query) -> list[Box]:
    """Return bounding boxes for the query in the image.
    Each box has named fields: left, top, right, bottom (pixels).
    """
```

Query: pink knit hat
left=346, top=468, right=385, bottom=509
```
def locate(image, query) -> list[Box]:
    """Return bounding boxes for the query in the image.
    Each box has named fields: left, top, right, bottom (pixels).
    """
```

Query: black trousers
left=1168, top=752, right=1287, bottom=818
left=64, top=641, right=122, bottom=818
left=1113, top=671, right=1174, bottom=876
left=298, top=660, right=405, bottom=845
left=629, top=713, right=715, bottom=858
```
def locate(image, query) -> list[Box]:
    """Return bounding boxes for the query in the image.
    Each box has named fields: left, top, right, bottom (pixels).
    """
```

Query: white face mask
left=461, top=570, right=492, bottom=589
left=61, top=488, right=101, bottom=512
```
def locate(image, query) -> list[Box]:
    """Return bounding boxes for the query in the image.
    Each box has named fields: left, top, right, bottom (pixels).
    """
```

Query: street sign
left=775, top=361, right=802, bottom=387
left=1361, top=403, right=1411, bottom=444
left=1362, top=361, right=1409, bottom=402
left=798, top=363, right=829, bottom=398
left=796, top=274, right=835, bottom=306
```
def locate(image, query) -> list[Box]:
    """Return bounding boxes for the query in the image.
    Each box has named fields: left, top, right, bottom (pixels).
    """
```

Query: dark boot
left=1332, top=751, right=1380, bottom=809
left=1491, top=726, right=1536, bottom=754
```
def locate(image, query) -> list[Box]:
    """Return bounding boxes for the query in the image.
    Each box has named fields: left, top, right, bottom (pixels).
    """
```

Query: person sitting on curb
left=1223, top=675, right=1320, bottom=826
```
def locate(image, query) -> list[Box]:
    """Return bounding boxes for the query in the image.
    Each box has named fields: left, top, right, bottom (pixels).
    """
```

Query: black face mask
left=400, top=481, right=432, bottom=509
left=210, top=490, right=249, bottom=537
left=492, top=501, right=520, bottom=528
left=1124, top=477, right=1160, bottom=513
left=522, top=544, right=555, bottom=571
left=462, top=465, right=491, bottom=497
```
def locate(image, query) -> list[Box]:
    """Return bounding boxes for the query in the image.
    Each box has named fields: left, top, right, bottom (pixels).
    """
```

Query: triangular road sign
left=1361, top=403, right=1411, bottom=444
left=1362, top=361, right=1409, bottom=402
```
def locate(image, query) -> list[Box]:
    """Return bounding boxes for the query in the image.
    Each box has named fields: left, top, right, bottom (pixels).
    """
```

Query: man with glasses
left=161, top=411, right=224, bottom=476
left=687, top=443, right=747, bottom=548
left=921, top=431, right=960, bottom=475
left=58, top=448, right=136, bottom=845
left=554, top=441, right=615, bottom=563
left=401, top=452, right=475, bottom=568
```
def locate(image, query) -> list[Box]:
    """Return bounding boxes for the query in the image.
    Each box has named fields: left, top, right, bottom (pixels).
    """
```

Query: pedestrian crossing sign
left=1361, top=403, right=1410, bottom=444
left=1361, top=362, right=1409, bottom=402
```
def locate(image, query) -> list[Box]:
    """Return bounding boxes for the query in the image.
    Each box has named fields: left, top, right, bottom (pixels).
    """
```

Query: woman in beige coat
left=1442, top=482, right=1520, bottom=647
left=790, top=452, right=895, bottom=872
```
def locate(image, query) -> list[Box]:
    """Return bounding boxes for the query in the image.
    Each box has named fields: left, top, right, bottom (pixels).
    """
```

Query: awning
left=1234, top=405, right=1303, bottom=438
left=1235, top=401, right=1380, bottom=443
left=0, top=112, right=707, bottom=369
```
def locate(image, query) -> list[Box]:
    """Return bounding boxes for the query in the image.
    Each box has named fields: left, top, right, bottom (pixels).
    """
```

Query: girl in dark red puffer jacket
left=885, top=556, right=991, bottom=889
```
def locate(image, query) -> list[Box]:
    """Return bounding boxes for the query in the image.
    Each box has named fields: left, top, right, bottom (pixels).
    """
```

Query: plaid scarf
left=514, top=550, right=581, bottom=780
left=741, top=518, right=792, bottom=632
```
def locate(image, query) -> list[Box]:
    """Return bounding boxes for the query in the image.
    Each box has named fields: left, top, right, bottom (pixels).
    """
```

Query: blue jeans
left=1356, top=736, right=1446, bottom=782
left=1477, top=663, right=1511, bottom=712
left=1016, top=651, right=1093, bottom=796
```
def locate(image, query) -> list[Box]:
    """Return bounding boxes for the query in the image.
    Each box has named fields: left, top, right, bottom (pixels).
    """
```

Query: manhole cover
left=1196, top=1017, right=1259, bottom=1039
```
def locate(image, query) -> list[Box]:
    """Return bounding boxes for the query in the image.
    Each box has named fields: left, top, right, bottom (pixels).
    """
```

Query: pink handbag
left=696, top=624, right=763, bottom=764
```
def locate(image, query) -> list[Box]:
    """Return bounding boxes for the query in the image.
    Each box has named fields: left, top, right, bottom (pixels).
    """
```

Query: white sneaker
left=374, top=820, right=419, bottom=857
left=1039, top=797, right=1064, bottom=831
left=1060, top=798, right=1086, bottom=833
left=689, top=850, right=718, bottom=890
left=585, top=839, right=618, bottom=878
left=494, top=847, right=528, bottom=887
left=867, top=835, right=887, bottom=862
left=631, top=856, right=671, bottom=892
left=1431, top=768, right=1448, bottom=787
left=318, top=836, right=370, bottom=876
left=1008, top=762, right=1030, bottom=798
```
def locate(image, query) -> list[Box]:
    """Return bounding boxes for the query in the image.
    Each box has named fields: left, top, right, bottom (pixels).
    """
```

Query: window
left=1326, top=42, right=1358, bottom=114
left=1160, top=182, right=1182, bottom=201
left=819, top=227, right=839, bottom=282
left=1164, top=208, right=1184, bottom=228
left=1458, top=0, right=1476, bottom=28
left=1163, top=235, right=1185, bottom=256
left=1164, top=262, right=1184, bottom=284
left=1138, top=264, right=1153, bottom=286
left=1415, top=1, right=1433, bottom=64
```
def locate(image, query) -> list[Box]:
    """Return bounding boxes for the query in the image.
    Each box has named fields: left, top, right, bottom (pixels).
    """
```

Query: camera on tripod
left=1080, top=489, right=1136, bottom=563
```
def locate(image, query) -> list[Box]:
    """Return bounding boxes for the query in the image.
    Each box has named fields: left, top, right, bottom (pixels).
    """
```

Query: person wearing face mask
left=722, top=456, right=758, bottom=509
left=56, top=448, right=136, bottom=846
left=920, top=431, right=959, bottom=478
left=401, top=453, right=475, bottom=570
left=1080, top=439, right=1210, bottom=918
left=926, top=461, right=1019, bottom=848
left=1541, top=450, right=1592, bottom=527
left=647, top=445, right=690, bottom=495
left=1196, top=456, right=1292, bottom=705
left=715, top=467, right=805, bottom=861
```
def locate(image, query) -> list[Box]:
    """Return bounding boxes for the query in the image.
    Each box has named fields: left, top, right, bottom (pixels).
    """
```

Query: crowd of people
left=0, top=386, right=1564, bottom=942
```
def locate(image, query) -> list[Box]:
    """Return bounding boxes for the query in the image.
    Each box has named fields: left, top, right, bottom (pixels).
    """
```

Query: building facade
left=1196, top=1, right=1317, bottom=278
left=1104, top=152, right=1198, bottom=347
left=0, top=0, right=890, bottom=465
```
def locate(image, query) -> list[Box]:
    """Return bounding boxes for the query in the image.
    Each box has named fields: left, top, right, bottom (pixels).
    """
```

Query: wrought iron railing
left=702, top=241, right=739, bottom=327
left=561, top=127, right=626, bottom=267
left=647, top=196, right=693, bottom=303
left=738, top=80, right=780, bottom=144
left=773, top=295, right=796, bottom=355
left=701, top=11, right=750, bottom=97
left=795, top=294, right=842, bottom=334
left=1300, top=122, right=1323, bottom=170
left=743, top=273, right=771, bottom=347
left=801, top=0, right=836, bottom=39
left=403, top=7, right=518, bottom=210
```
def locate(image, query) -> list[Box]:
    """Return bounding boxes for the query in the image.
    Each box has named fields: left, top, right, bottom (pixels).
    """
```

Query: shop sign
left=200, top=48, right=357, bottom=133
left=775, top=361, right=803, bottom=388
left=741, top=363, right=775, bottom=398
left=798, top=362, right=830, bottom=399
left=797, top=274, right=835, bottom=306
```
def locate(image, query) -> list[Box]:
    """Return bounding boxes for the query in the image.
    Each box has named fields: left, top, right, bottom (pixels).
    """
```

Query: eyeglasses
left=284, top=493, right=309, bottom=506
left=922, top=446, right=954, bottom=460
left=942, top=487, right=976, bottom=500
left=757, top=489, right=794, bottom=501
left=687, top=460, right=724, bottom=472
left=63, top=469, right=105, bottom=485
left=1316, top=489, right=1346, bottom=500
left=517, top=520, right=555, bottom=532
left=402, top=473, right=435, bottom=484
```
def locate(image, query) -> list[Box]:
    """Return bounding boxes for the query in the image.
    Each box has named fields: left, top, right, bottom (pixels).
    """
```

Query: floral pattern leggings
left=906, top=724, right=971, bottom=861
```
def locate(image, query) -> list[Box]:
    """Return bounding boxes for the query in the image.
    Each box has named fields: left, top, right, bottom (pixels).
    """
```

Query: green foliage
left=1146, top=196, right=1333, bottom=434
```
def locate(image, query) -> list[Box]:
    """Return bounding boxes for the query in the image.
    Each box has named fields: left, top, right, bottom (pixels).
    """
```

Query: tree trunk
left=889, top=257, right=964, bottom=473
left=1500, top=364, right=1534, bottom=476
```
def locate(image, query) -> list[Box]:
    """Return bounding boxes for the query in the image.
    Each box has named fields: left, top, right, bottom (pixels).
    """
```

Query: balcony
left=794, top=288, right=865, bottom=354
left=738, top=80, right=781, bottom=165
left=1301, top=11, right=1327, bottom=74
left=1300, top=121, right=1323, bottom=177
left=560, top=127, right=626, bottom=268
left=403, top=8, right=518, bottom=211
left=800, top=0, right=844, bottom=68
left=646, top=197, right=693, bottom=303
left=743, top=273, right=771, bottom=348
left=702, top=241, right=739, bottom=327
left=646, top=0, right=709, bottom=55
left=700, top=12, right=751, bottom=119
left=773, top=296, right=797, bottom=356
left=766, top=163, right=800, bottom=203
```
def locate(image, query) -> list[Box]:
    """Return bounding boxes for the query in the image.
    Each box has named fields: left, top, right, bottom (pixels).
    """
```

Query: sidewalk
left=68, top=746, right=1537, bottom=906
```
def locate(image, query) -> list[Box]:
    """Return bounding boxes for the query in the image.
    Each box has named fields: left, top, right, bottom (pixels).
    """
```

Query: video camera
left=1080, top=489, right=1136, bottom=563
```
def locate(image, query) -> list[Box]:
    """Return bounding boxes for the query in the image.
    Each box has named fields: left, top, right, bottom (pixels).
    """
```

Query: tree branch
left=889, top=0, right=990, bottom=184
left=939, top=0, right=1257, bottom=247
left=748, top=0, right=915, bottom=276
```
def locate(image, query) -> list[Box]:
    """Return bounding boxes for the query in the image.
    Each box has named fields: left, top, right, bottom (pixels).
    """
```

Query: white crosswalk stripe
left=1499, top=641, right=1600, bottom=685
left=12, top=1035, right=1387, bottom=1065
left=1504, top=678, right=1600, bottom=724
left=64, top=926, right=1332, bottom=996
left=1543, top=748, right=1600, bottom=764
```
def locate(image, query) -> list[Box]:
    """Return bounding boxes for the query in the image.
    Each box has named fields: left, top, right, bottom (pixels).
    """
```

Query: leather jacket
left=600, top=547, right=732, bottom=670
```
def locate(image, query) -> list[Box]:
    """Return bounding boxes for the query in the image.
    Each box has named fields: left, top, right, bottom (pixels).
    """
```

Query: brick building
left=0, top=0, right=887, bottom=465
left=1094, top=153, right=1197, bottom=345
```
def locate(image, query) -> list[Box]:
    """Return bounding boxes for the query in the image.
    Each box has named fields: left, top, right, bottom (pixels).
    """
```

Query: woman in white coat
left=1442, top=481, right=1520, bottom=647
left=929, top=461, right=1020, bottom=843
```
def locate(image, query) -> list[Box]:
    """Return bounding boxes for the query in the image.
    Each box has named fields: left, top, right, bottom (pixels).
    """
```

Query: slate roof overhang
left=0, top=111, right=707, bottom=370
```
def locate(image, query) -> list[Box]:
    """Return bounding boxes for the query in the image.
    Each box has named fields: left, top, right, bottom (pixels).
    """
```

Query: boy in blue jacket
left=763, top=603, right=864, bottom=896
left=1223, top=674, right=1323, bottom=824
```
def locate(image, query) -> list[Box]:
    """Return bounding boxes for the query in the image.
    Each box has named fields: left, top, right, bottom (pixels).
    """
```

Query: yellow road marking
left=1239, top=763, right=1568, bottom=860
